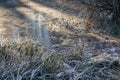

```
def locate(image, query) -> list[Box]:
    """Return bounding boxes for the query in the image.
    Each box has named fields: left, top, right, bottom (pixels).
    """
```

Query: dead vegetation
left=0, top=0, right=120, bottom=80
left=80, top=0, right=120, bottom=35
left=0, top=40, right=120, bottom=80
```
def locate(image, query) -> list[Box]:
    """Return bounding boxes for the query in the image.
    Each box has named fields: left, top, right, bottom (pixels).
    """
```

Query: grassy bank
left=0, top=40, right=120, bottom=80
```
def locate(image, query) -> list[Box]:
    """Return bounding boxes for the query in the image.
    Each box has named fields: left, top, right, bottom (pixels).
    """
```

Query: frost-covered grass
left=0, top=39, right=120, bottom=80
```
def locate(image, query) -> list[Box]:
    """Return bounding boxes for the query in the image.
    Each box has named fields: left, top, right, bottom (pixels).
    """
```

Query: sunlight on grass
left=20, top=0, right=81, bottom=21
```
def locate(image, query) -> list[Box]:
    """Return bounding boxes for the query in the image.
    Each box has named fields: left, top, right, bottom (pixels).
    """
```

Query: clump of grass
left=41, top=53, right=64, bottom=73
left=68, top=50, right=83, bottom=60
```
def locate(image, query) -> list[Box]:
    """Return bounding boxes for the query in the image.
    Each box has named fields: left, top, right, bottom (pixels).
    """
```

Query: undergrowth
left=0, top=40, right=120, bottom=80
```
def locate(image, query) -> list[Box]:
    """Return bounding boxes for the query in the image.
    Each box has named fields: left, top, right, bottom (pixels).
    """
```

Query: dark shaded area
left=31, top=0, right=82, bottom=17
left=80, top=0, right=120, bottom=36
left=0, top=0, right=28, bottom=7
left=0, top=0, right=5, bottom=2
